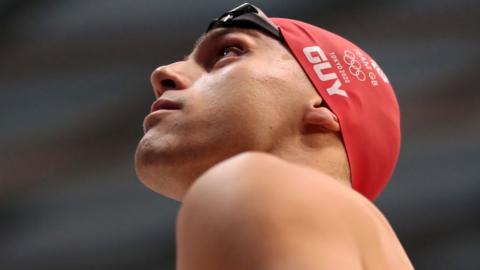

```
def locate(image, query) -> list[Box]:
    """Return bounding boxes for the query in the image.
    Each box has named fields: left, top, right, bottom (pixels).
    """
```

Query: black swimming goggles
left=206, top=3, right=282, bottom=41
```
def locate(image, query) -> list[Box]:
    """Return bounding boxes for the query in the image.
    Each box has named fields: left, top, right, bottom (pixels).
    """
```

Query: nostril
left=161, top=79, right=176, bottom=89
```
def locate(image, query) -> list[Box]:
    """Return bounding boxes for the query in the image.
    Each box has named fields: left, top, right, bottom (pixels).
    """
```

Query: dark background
left=1, top=0, right=479, bottom=269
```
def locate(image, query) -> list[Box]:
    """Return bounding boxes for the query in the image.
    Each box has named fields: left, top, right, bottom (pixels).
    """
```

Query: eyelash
left=211, top=43, right=245, bottom=68
left=220, top=46, right=244, bottom=58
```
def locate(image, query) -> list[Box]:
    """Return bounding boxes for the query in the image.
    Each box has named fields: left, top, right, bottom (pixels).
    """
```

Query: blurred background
left=1, top=0, right=479, bottom=269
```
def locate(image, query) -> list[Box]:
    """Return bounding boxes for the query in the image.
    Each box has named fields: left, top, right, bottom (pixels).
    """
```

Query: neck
left=270, top=133, right=351, bottom=188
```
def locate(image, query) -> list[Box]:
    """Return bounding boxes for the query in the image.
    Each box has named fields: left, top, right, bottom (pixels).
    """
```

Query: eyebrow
left=184, top=28, right=261, bottom=61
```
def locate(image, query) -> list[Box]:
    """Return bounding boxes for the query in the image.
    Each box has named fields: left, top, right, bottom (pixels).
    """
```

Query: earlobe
left=303, top=105, right=340, bottom=132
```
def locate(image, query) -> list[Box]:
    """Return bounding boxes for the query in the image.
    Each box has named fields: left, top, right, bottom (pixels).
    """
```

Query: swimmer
left=135, top=3, right=414, bottom=269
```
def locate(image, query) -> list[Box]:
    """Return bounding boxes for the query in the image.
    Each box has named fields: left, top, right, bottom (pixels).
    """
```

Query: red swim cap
left=271, top=18, right=401, bottom=200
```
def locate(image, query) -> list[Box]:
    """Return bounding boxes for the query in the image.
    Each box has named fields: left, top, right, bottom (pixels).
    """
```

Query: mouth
left=143, top=99, right=183, bottom=132
left=150, top=98, right=183, bottom=112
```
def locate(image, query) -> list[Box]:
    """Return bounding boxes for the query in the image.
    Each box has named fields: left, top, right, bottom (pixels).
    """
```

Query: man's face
left=135, top=27, right=318, bottom=199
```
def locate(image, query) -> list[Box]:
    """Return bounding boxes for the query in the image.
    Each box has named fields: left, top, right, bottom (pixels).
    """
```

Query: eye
left=221, top=46, right=244, bottom=58
left=211, top=45, right=245, bottom=69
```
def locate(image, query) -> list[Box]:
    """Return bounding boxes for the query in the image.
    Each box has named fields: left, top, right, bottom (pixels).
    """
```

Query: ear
left=303, top=101, right=340, bottom=133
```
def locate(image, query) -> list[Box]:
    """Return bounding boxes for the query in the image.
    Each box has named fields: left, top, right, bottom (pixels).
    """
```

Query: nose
left=150, top=61, right=193, bottom=98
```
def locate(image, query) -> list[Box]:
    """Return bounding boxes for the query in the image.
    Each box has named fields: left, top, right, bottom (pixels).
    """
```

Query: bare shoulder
left=177, top=152, right=413, bottom=270
left=183, top=151, right=354, bottom=207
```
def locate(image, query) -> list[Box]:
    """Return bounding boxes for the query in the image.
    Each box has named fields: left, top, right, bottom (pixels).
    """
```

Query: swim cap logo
left=343, top=50, right=366, bottom=82
left=303, top=46, right=348, bottom=97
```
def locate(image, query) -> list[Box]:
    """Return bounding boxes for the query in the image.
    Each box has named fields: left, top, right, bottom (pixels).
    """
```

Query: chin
left=134, top=162, right=184, bottom=201
left=134, top=131, right=248, bottom=201
left=134, top=147, right=196, bottom=202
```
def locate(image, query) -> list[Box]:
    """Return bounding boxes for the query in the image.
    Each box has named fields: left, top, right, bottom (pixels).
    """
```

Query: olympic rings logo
left=343, top=50, right=366, bottom=81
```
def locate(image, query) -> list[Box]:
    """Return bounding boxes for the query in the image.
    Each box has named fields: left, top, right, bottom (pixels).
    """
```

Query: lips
left=150, top=98, right=182, bottom=113
left=143, top=98, right=182, bottom=132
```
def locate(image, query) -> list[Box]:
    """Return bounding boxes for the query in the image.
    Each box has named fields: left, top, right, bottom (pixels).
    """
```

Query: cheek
left=182, top=69, right=269, bottom=144
left=193, top=65, right=265, bottom=114
left=187, top=57, right=309, bottom=138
